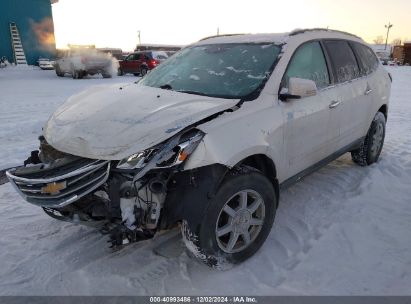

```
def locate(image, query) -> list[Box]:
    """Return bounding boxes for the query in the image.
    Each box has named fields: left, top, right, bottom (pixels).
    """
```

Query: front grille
left=6, top=159, right=110, bottom=208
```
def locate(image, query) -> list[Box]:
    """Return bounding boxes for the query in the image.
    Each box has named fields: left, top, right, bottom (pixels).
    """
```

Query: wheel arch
left=161, top=154, right=280, bottom=230
left=378, top=104, right=388, bottom=120
left=234, top=154, right=279, bottom=204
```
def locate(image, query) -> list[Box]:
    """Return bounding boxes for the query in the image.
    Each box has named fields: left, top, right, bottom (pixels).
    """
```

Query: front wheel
left=351, top=111, right=386, bottom=166
left=182, top=167, right=277, bottom=269
left=55, top=65, right=64, bottom=77
left=72, top=69, right=83, bottom=79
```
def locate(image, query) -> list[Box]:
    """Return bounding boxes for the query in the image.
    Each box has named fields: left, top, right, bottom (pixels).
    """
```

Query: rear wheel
left=351, top=111, right=386, bottom=166
left=140, top=66, right=148, bottom=76
left=102, top=71, right=112, bottom=78
left=182, top=166, right=276, bottom=269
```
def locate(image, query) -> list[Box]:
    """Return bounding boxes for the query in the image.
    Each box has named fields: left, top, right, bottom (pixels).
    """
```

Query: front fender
left=160, top=164, right=228, bottom=232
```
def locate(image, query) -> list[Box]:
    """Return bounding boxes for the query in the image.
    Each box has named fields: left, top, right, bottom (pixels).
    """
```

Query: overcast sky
left=52, top=0, right=411, bottom=51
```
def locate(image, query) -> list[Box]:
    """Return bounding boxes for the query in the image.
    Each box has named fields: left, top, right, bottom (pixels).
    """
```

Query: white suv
left=55, top=48, right=115, bottom=79
left=7, top=29, right=391, bottom=268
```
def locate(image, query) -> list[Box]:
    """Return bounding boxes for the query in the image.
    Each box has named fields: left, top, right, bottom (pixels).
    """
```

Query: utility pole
left=385, top=22, right=393, bottom=50
left=217, top=27, right=220, bottom=36
left=137, top=30, right=141, bottom=45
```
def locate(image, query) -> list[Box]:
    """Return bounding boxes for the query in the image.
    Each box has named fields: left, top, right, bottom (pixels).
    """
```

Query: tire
left=55, top=65, right=64, bottom=77
left=182, top=166, right=277, bottom=269
left=117, top=68, right=124, bottom=76
left=71, top=68, right=84, bottom=79
left=102, top=71, right=112, bottom=78
left=351, top=111, right=386, bottom=166
left=140, top=66, right=148, bottom=76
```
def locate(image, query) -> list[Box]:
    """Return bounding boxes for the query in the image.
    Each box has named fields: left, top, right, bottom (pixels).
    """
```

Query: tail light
left=149, top=59, right=159, bottom=66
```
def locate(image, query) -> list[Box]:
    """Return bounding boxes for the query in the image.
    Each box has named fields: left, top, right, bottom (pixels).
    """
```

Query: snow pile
left=0, top=66, right=411, bottom=295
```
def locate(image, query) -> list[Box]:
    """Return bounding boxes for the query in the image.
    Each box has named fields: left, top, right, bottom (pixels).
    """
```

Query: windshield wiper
left=175, top=90, right=210, bottom=97
left=159, top=85, right=208, bottom=97
left=159, top=85, right=228, bottom=98
left=160, top=84, right=173, bottom=90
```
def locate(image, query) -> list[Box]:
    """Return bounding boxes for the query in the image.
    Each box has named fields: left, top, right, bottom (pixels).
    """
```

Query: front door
left=281, top=41, right=338, bottom=177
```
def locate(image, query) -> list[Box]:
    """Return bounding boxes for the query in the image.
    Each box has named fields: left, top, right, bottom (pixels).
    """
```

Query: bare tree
left=373, top=36, right=384, bottom=44
left=391, top=38, right=402, bottom=46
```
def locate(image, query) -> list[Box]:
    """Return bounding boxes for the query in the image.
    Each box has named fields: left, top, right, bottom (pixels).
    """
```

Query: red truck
left=118, top=51, right=168, bottom=76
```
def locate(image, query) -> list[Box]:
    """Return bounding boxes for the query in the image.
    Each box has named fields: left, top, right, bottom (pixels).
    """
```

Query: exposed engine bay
left=6, top=130, right=209, bottom=248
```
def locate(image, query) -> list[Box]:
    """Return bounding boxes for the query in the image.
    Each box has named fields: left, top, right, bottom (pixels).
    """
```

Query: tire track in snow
left=257, top=157, right=371, bottom=286
left=260, top=93, right=411, bottom=288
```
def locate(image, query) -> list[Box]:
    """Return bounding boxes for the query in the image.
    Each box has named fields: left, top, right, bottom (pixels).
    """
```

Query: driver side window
left=285, top=41, right=330, bottom=89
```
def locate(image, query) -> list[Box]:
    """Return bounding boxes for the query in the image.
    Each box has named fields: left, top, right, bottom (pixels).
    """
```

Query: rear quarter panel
left=370, top=65, right=391, bottom=122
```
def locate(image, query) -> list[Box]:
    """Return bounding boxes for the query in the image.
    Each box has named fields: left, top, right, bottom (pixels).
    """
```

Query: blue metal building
left=0, top=0, right=57, bottom=65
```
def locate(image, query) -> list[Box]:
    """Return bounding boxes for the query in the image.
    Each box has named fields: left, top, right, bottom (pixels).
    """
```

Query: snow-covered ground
left=0, top=66, right=410, bottom=295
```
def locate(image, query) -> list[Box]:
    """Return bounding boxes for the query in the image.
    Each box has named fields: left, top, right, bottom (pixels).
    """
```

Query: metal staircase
left=9, top=22, right=27, bottom=65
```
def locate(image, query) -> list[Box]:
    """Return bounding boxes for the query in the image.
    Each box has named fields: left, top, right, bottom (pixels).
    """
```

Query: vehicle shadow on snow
left=1, top=151, right=383, bottom=295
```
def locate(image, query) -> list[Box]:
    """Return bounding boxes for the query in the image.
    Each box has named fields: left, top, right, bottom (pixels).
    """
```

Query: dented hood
left=44, top=83, right=239, bottom=160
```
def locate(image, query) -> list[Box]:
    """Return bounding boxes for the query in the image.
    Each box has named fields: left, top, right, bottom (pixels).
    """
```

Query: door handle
left=365, top=89, right=373, bottom=95
left=329, top=100, right=341, bottom=109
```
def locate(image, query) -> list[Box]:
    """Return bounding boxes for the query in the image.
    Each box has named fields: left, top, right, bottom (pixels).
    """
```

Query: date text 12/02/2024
left=149, top=296, right=257, bottom=303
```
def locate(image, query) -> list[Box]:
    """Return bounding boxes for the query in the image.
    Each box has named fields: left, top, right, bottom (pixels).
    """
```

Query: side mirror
left=279, top=77, right=318, bottom=101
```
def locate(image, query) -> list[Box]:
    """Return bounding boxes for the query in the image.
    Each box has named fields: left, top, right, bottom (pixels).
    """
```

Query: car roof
left=194, top=29, right=364, bottom=46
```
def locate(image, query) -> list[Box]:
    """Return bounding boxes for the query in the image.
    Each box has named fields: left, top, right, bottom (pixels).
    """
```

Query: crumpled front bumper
left=6, top=159, right=110, bottom=208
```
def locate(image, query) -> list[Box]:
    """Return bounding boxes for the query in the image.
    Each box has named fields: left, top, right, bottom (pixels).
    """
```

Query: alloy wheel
left=215, top=189, right=265, bottom=253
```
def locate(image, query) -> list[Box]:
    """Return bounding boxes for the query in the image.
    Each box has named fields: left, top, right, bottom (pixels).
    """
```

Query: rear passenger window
left=285, top=41, right=330, bottom=89
left=351, top=42, right=379, bottom=75
left=323, top=40, right=360, bottom=83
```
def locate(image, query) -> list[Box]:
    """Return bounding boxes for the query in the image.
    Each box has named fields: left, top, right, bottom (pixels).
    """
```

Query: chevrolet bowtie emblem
left=41, top=181, right=67, bottom=195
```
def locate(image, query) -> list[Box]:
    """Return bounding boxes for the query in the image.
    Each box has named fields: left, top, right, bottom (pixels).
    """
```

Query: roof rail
left=199, top=33, right=246, bottom=41
left=290, top=28, right=362, bottom=40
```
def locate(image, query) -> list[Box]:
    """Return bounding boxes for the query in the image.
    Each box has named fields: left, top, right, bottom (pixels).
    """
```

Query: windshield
left=139, top=43, right=281, bottom=99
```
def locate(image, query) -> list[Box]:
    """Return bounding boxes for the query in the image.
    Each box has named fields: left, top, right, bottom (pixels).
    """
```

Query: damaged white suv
left=7, top=29, right=391, bottom=268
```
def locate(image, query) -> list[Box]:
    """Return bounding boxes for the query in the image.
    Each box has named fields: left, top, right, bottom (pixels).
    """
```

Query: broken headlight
left=116, top=130, right=205, bottom=170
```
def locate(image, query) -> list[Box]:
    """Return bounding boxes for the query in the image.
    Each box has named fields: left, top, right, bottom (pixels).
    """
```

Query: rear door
left=281, top=41, right=339, bottom=176
left=350, top=42, right=381, bottom=131
left=322, top=40, right=366, bottom=149
left=136, top=53, right=146, bottom=71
